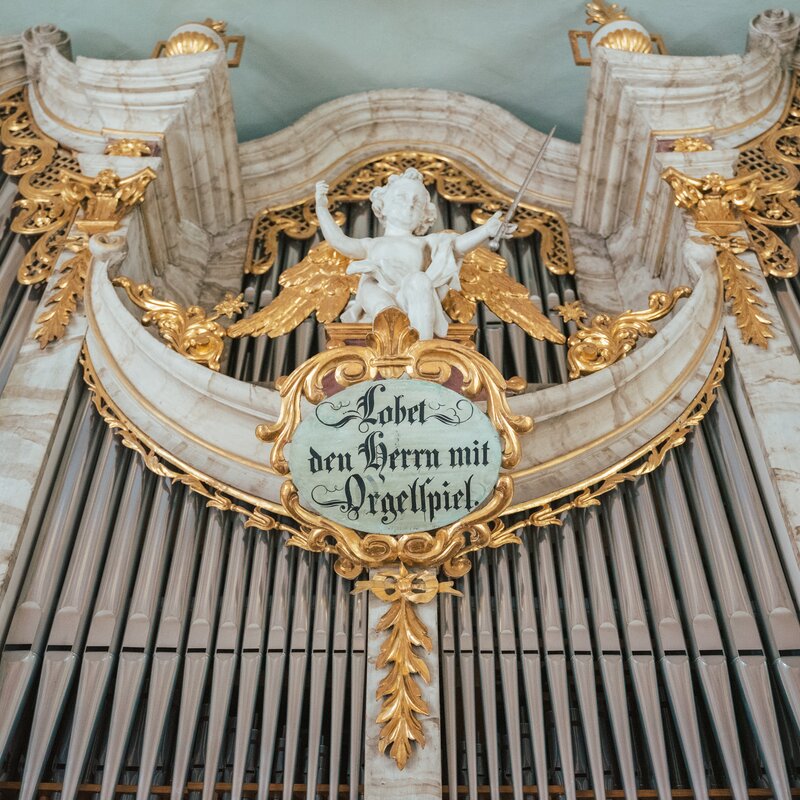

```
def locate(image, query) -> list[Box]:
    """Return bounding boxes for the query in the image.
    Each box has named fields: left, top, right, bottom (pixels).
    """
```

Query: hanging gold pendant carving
left=33, top=234, right=90, bottom=348
left=555, top=286, right=692, bottom=378
left=0, top=87, right=157, bottom=347
left=354, top=565, right=461, bottom=770
left=113, top=277, right=247, bottom=371
left=245, top=151, right=575, bottom=278
left=662, top=168, right=774, bottom=348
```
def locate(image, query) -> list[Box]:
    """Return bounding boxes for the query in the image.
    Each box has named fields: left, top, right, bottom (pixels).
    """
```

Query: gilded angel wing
left=448, top=247, right=566, bottom=344
left=227, top=241, right=358, bottom=338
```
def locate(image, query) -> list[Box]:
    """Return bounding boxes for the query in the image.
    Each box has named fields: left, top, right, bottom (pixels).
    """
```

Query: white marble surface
left=573, top=38, right=787, bottom=239
left=0, top=32, right=27, bottom=93
left=363, top=583, right=441, bottom=799
left=83, top=202, right=723, bottom=521
left=86, top=247, right=284, bottom=506
left=238, top=88, right=579, bottom=217
left=508, top=223, right=723, bottom=506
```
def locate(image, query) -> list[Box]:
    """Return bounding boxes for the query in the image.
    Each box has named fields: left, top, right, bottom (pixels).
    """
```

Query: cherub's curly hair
left=370, top=168, right=438, bottom=235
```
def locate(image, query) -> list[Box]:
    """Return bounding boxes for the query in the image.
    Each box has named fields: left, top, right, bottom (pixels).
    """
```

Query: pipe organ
left=1, top=8, right=800, bottom=799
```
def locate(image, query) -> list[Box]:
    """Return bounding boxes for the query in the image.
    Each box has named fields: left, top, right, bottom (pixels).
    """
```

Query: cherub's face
left=381, top=178, right=430, bottom=232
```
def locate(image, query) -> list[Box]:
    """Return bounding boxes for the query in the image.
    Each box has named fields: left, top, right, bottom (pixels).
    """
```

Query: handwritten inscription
left=287, top=380, right=503, bottom=535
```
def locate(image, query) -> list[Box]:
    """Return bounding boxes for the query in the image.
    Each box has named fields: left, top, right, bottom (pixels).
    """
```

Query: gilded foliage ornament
left=0, top=87, right=80, bottom=286
left=734, top=73, right=800, bottom=279
left=555, top=286, right=692, bottom=378
left=113, top=277, right=247, bottom=371
left=354, top=564, right=460, bottom=769
left=0, top=88, right=157, bottom=347
left=662, top=168, right=774, bottom=348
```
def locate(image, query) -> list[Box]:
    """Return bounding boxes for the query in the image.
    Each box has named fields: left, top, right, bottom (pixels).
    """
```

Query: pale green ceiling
left=1, top=1, right=778, bottom=143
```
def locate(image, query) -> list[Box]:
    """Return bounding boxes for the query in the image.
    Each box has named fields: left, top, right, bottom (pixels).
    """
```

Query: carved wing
left=227, top=241, right=358, bottom=338
left=446, top=247, right=566, bottom=344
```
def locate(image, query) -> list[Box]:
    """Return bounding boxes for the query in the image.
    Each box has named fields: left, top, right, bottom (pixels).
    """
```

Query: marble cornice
left=24, top=41, right=246, bottom=247
left=237, top=88, right=579, bottom=217
left=574, top=40, right=788, bottom=238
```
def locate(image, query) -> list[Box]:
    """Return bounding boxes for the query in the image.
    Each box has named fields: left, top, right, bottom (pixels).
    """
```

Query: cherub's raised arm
left=315, top=181, right=368, bottom=260
left=453, top=211, right=516, bottom=257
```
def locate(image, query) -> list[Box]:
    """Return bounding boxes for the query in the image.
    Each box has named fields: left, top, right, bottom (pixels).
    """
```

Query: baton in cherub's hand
left=484, top=210, right=518, bottom=240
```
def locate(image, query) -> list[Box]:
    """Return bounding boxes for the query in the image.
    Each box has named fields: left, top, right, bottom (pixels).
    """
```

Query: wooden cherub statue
left=314, top=167, right=514, bottom=339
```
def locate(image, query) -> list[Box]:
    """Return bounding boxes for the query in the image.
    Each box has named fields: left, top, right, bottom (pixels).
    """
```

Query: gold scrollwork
left=30, top=166, right=157, bottom=347
left=245, top=151, right=575, bottom=278
left=0, top=86, right=80, bottom=285
left=0, top=88, right=157, bottom=347
left=280, top=474, right=519, bottom=581
left=258, top=307, right=532, bottom=475
left=662, top=168, right=774, bottom=348
left=354, top=564, right=460, bottom=769
left=61, top=167, right=156, bottom=234
left=112, top=276, right=247, bottom=371
left=555, top=286, right=692, bottom=378
left=735, top=73, right=800, bottom=278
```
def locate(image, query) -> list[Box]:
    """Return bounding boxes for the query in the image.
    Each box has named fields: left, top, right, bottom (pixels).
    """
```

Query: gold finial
left=153, top=20, right=244, bottom=67
left=585, top=1, right=631, bottom=26
left=162, top=30, right=219, bottom=57
left=570, top=2, right=664, bottom=64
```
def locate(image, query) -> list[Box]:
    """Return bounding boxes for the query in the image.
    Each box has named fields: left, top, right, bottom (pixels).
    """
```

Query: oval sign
left=286, top=379, right=503, bottom=535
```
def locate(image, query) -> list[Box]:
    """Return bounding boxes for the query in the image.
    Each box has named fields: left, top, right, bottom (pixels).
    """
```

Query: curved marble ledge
left=237, top=88, right=579, bottom=216
left=84, top=218, right=723, bottom=518
left=85, top=257, right=285, bottom=506
left=507, top=236, right=723, bottom=506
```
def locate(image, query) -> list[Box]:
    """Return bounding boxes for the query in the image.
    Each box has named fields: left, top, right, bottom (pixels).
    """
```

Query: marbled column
left=363, top=581, right=442, bottom=800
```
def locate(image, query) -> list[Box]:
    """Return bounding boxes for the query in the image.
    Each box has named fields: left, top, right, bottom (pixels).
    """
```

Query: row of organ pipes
left=0, top=172, right=798, bottom=798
